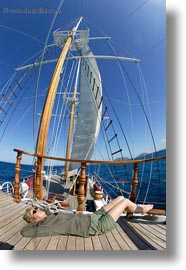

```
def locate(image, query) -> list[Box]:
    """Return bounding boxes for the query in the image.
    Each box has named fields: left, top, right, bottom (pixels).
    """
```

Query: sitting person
left=20, top=196, right=153, bottom=237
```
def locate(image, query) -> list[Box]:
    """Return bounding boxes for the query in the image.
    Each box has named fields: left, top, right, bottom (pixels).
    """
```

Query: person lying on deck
left=20, top=196, right=153, bottom=237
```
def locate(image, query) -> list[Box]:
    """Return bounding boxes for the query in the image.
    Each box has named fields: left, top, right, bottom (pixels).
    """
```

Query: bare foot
left=135, top=204, right=154, bottom=214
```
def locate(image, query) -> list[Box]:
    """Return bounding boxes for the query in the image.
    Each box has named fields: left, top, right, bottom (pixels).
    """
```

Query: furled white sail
left=69, top=45, right=102, bottom=170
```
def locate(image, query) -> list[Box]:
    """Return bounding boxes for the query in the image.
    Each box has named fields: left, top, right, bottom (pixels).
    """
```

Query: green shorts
left=89, top=207, right=117, bottom=235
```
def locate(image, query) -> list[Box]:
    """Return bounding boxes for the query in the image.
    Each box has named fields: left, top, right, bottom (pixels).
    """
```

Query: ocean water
left=0, top=149, right=166, bottom=209
left=88, top=149, right=166, bottom=209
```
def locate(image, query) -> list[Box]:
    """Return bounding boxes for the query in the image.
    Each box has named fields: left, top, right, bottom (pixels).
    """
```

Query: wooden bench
left=127, top=208, right=166, bottom=219
left=147, top=209, right=166, bottom=215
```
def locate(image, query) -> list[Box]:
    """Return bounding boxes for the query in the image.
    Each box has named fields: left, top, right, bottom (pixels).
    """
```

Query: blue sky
left=0, top=0, right=166, bottom=164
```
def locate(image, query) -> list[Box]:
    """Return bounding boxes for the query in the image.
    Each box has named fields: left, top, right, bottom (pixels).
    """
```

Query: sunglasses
left=32, top=207, right=38, bottom=215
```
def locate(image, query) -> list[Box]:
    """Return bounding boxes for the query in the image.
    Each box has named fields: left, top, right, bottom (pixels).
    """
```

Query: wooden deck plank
left=98, top=234, right=112, bottom=250
left=150, top=223, right=166, bottom=235
left=118, top=218, right=153, bottom=250
left=157, top=223, right=166, bottom=229
left=6, top=230, right=23, bottom=246
left=76, top=236, right=84, bottom=250
left=0, top=191, right=166, bottom=250
left=35, top=236, right=52, bottom=250
left=116, top=222, right=138, bottom=250
left=0, top=200, right=26, bottom=212
left=25, top=237, right=42, bottom=250
left=137, top=221, right=166, bottom=241
left=110, top=227, right=131, bottom=250
left=47, top=235, right=60, bottom=250
left=105, top=230, right=121, bottom=250
left=0, top=192, right=12, bottom=199
left=91, top=235, right=103, bottom=250
left=13, top=237, right=32, bottom=250
left=0, top=204, right=27, bottom=222
left=129, top=222, right=166, bottom=250
left=57, top=235, right=68, bottom=250
left=120, top=217, right=166, bottom=250
left=0, top=213, right=22, bottom=232
left=84, top=236, right=93, bottom=250
left=0, top=220, right=25, bottom=243
left=0, top=196, right=14, bottom=204
left=0, top=200, right=23, bottom=213
left=66, top=235, right=76, bottom=250
left=0, top=214, right=23, bottom=235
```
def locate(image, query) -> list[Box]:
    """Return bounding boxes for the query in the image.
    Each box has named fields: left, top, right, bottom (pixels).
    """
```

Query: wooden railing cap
left=14, top=148, right=166, bottom=165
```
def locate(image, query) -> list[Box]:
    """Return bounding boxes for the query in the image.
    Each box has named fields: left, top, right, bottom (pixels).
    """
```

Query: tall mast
left=65, top=59, right=81, bottom=179
left=35, top=17, right=83, bottom=197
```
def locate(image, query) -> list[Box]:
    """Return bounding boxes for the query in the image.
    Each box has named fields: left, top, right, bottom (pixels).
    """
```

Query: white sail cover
left=69, top=45, right=102, bottom=170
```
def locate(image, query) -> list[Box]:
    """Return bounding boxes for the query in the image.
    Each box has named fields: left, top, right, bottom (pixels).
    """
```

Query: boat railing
left=13, top=148, right=166, bottom=214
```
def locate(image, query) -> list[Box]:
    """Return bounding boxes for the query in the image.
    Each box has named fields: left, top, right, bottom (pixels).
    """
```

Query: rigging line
left=95, top=175, right=121, bottom=199
left=0, top=75, right=35, bottom=144
left=51, top=78, right=69, bottom=160
left=135, top=64, right=154, bottom=202
left=93, top=154, right=123, bottom=196
left=0, top=61, right=12, bottom=68
left=0, top=71, right=28, bottom=119
left=109, top=39, right=136, bottom=59
left=103, top=83, right=134, bottom=160
left=120, top=62, right=159, bottom=158
left=83, top=18, right=134, bottom=159
left=135, top=64, right=151, bottom=201
left=100, top=136, right=124, bottom=196
left=83, top=17, right=137, bottom=61
left=137, top=64, right=162, bottom=200
left=143, top=160, right=153, bottom=204
left=46, top=59, right=69, bottom=170
left=79, top=63, right=103, bottom=160
left=0, top=104, right=33, bottom=149
left=139, top=67, right=162, bottom=201
left=94, top=173, right=129, bottom=197
left=0, top=72, right=16, bottom=96
left=106, top=40, right=135, bottom=158
left=55, top=18, right=80, bottom=32
left=51, top=58, right=77, bottom=161
left=18, top=44, right=56, bottom=70
left=33, top=0, right=65, bottom=152
left=100, top=117, right=114, bottom=161
left=82, top=74, right=111, bottom=164
left=72, top=42, right=130, bottom=185
left=0, top=24, right=44, bottom=45
left=94, top=107, right=113, bottom=163
left=68, top=168, right=81, bottom=194
left=78, top=46, right=134, bottom=162
left=107, top=97, right=164, bottom=106
left=80, top=62, right=123, bottom=196
left=110, top=0, right=151, bottom=34
left=51, top=58, right=77, bottom=159
left=70, top=44, right=104, bottom=160
left=140, top=38, right=166, bottom=59
left=101, top=107, right=128, bottom=186
left=0, top=61, right=15, bottom=73
left=49, top=68, right=67, bottom=155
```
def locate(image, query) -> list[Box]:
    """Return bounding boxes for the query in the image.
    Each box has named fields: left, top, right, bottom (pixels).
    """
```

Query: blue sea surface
left=88, top=150, right=166, bottom=209
left=0, top=149, right=166, bottom=209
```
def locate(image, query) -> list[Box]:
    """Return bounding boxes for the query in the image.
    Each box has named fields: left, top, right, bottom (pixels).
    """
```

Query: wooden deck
left=0, top=191, right=166, bottom=250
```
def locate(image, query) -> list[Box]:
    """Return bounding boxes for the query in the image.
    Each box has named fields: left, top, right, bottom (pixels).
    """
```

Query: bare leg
left=105, top=197, right=153, bottom=222
left=103, top=196, right=125, bottom=212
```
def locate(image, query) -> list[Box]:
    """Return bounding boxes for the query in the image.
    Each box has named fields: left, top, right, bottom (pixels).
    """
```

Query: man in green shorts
left=21, top=196, right=153, bottom=237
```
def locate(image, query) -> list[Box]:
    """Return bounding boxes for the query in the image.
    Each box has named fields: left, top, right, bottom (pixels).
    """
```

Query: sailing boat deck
left=0, top=191, right=166, bottom=250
